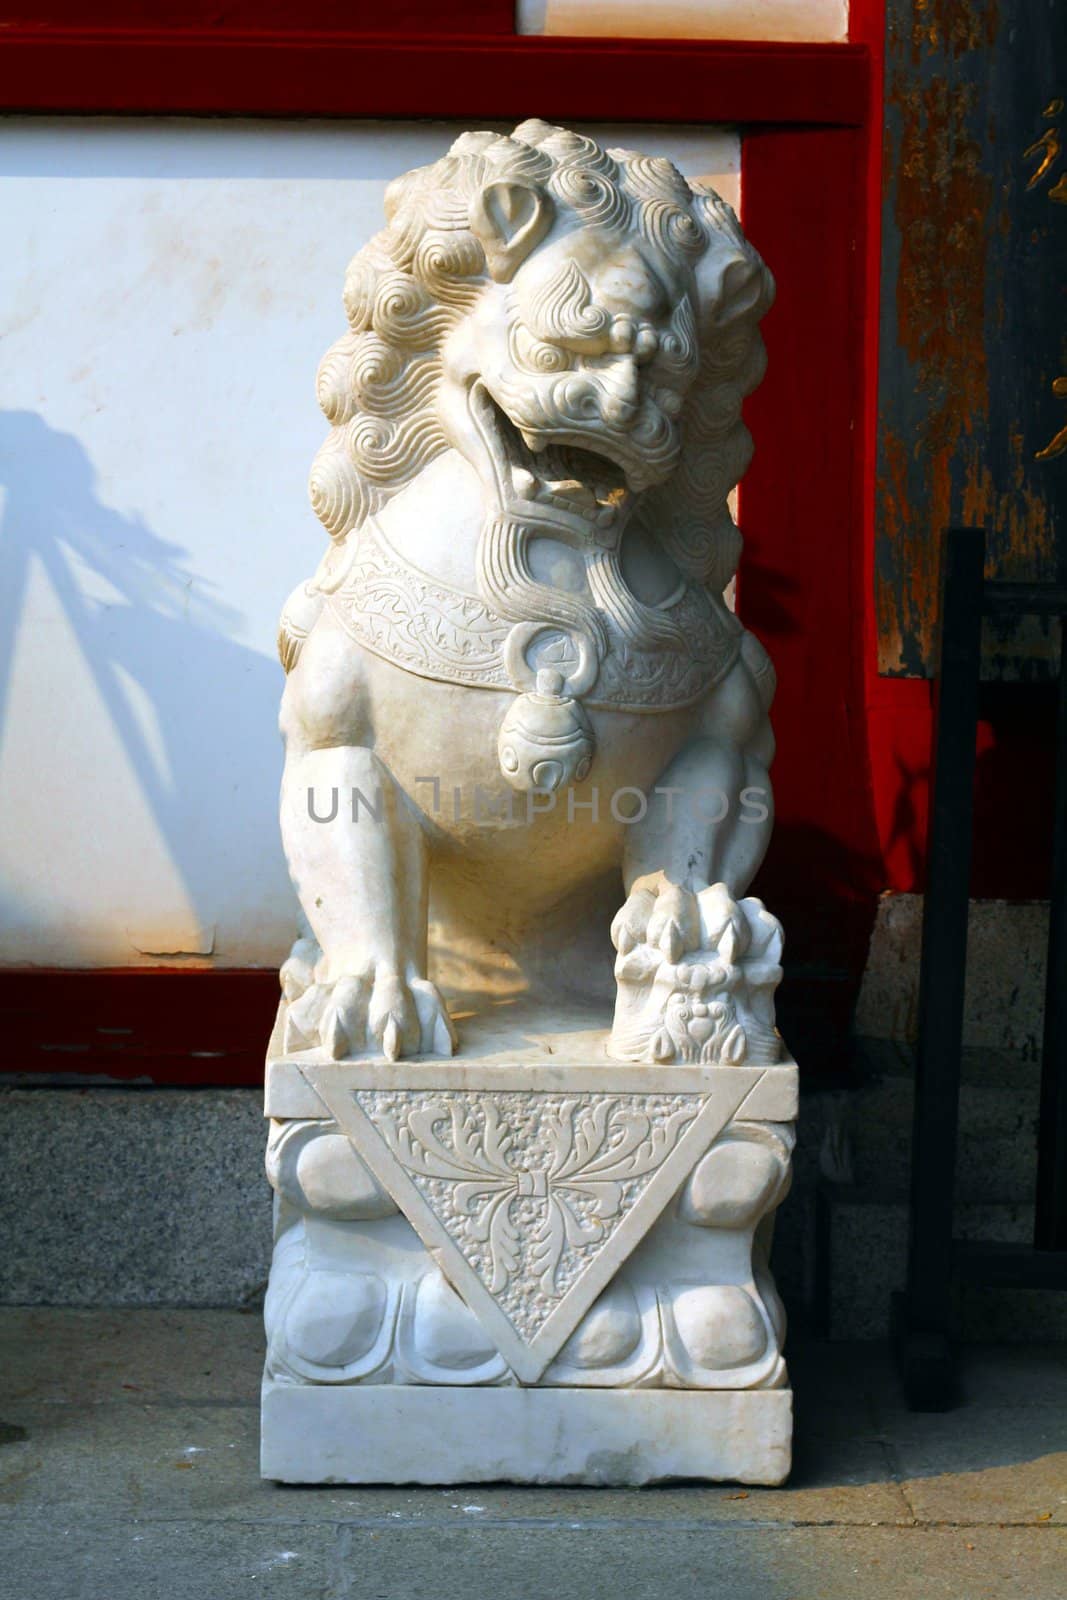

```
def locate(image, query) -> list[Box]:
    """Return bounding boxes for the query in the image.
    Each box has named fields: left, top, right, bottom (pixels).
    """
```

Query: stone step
left=834, top=1039, right=1044, bottom=1205
left=855, top=894, right=1049, bottom=1059
left=812, top=1187, right=1067, bottom=1342
left=781, top=1038, right=1061, bottom=1343
left=0, top=1086, right=271, bottom=1306
left=5, top=1077, right=1062, bottom=1350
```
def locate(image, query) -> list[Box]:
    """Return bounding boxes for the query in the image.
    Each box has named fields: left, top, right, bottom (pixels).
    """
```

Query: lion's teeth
left=520, top=429, right=546, bottom=453
left=512, top=467, right=538, bottom=500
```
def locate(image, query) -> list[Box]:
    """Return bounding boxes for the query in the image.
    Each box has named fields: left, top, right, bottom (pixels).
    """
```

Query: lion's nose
left=609, top=317, right=659, bottom=364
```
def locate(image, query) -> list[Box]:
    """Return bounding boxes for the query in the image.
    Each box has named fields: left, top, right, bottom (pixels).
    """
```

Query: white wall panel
left=0, top=117, right=739, bottom=967
left=518, top=0, right=848, bottom=40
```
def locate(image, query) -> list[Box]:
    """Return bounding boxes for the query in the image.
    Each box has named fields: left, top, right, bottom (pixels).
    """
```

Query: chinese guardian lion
left=276, top=121, right=781, bottom=1067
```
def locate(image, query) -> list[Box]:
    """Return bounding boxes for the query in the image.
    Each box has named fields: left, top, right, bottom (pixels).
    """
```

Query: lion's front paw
left=283, top=966, right=456, bottom=1062
left=611, top=872, right=703, bottom=964
left=609, top=882, right=784, bottom=1066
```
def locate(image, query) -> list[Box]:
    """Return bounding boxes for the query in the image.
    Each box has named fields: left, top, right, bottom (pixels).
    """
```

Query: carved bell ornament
left=497, top=667, right=595, bottom=793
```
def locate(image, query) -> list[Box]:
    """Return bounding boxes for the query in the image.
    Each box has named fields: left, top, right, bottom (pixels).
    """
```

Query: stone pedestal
left=261, top=1002, right=796, bottom=1486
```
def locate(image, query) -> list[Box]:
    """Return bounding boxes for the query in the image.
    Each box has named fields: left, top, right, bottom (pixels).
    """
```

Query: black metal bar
left=898, top=527, right=985, bottom=1409
left=955, top=1241, right=1067, bottom=1289
left=892, top=539, right=1067, bottom=1397
left=1035, top=614, right=1067, bottom=1251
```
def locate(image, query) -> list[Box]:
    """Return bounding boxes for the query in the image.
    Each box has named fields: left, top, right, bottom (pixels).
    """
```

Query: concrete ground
left=0, top=1312, right=1064, bottom=1600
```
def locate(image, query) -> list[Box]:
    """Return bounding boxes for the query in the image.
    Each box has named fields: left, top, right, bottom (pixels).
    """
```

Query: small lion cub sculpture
left=275, top=121, right=781, bottom=1066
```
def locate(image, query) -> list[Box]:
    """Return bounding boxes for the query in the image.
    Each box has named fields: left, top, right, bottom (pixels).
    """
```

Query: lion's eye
left=511, top=325, right=572, bottom=375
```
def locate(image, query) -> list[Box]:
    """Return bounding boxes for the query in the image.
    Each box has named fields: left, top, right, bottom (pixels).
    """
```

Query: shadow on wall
left=752, top=818, right=884, bottom=1084
left=872, top=689, right=1058, bottom=905
left=0, top=409, right=293, bottom=963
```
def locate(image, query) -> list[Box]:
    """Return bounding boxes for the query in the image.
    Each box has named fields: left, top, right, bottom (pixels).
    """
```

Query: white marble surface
left=293, top=1058, right=786, bottom=1382
left=263, top=1032, right=795, bottom=1424
left=263, top=996, right=799, bottom=1117
left=261, top=122, right=791, bottom=1486
left=261, top=1380, right=793, bottom=1485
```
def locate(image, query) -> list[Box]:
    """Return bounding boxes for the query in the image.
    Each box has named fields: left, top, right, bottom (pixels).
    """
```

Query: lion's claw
left=410, top=976, right=459, bottom=1056
left=321, top=1007, right=350, bottom=1062
left=283, top=980, right=329, bottom=1052
left=647, top=892, right=701, bottom=960
left=610, top=887, right=655, bottom=954
left=367, top=971, right=419, bottom=1061
left=613, top=874, right=703, bottom=963
left=657, top=917, right=686, bottom=964
left=282, top=964, right=455, bottom=1063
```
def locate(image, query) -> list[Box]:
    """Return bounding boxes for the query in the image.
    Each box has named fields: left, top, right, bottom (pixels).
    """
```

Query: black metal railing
left=893, top=526, right=1067, bottom=1410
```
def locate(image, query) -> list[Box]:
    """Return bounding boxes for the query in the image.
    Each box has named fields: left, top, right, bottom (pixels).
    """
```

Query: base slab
left=261, top=1379, right=792, bottom=1486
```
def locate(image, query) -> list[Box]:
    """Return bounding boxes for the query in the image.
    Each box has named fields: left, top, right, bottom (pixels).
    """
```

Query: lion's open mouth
left=473, top=386, right=637, bottom=533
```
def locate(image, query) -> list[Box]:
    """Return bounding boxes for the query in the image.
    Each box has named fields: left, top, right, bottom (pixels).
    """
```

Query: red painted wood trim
left=0, top=968, right=278, bottom=1088
left=0, top=958, right=852, bottom=1088
left=740, top=124, right=883, bottom=1068
left=0, top=1, right=515, bottom=31
left=0, top=31, right=868, bottom=124
left=0, top=31, right=880, bottom=1079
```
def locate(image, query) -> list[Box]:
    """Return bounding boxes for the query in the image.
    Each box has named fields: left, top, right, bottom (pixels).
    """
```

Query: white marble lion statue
left=275, top=120, right=780, bottom=1065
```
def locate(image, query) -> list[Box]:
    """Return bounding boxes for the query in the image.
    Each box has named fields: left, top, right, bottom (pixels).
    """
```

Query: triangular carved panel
left=302, top=1066, right=765, bottom=1382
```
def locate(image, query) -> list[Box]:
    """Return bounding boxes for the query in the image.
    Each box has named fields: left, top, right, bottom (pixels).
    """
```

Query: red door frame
left=0, top=22, right=882, bottom=1083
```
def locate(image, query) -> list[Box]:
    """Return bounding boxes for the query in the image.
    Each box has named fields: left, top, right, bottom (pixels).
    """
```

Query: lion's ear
left=469, top=181, right=552, bottom=282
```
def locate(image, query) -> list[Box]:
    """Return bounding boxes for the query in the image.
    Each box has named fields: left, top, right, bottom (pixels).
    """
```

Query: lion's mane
left=291, top=121, right=772, bottom=669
